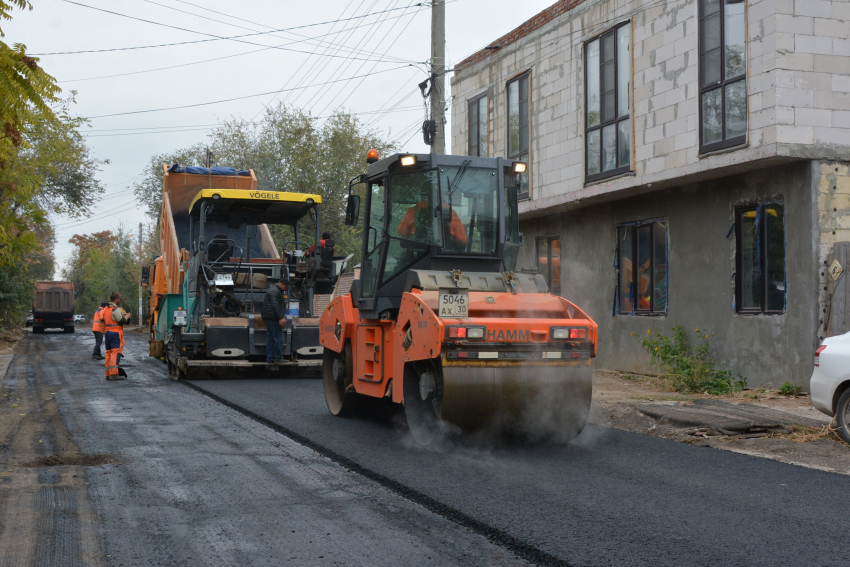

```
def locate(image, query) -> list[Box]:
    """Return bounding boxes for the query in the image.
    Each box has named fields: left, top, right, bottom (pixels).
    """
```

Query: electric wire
left=309, top=0, right=407, bottom=116
left=317, top=2, right=424, bottom=121
left=33, top=1, right=423, bottom=57
left=138, top=0, right=413, bottom=65
left=248, top=0, right=363, bottom=122
left=58, top=11, right=422, bottom=84
left=303, top=0, right=394, bottom=113
left=85, top=64, right=412, bottom=119
left=279, top=0, right=375, bottom=111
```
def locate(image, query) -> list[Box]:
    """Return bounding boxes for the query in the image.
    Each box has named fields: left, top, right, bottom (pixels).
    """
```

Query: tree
left=0, top=1, right=105, bottom=328
left=63, top=227, right=146, bottom=319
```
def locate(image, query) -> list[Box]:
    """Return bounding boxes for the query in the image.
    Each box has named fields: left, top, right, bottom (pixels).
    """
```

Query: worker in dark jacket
left=261, top=276, right=289, bottom=363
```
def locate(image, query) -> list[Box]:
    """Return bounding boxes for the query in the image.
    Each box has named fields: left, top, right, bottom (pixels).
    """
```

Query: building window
left=586, top=23, right=631, bottom=183
left=699, top=0, right=747, bottom=153
left=618, top=221, right=667, bottom=314
left=468, top=95, right=488, bottom=157
left=736, top=204, right=785, bottom=313
left=507, top=73, right=530, bottom=200
left=537, top=235, right=560, bottom=296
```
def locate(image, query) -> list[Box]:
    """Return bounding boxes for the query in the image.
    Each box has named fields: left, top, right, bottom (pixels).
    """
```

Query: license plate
left=438, top=289, right=469, bottom=318
left=214, top=273, right=234, bottom=286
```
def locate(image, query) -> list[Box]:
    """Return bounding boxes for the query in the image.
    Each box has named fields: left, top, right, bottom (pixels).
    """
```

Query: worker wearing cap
left=261, top=277, right=289, bottom=364
left=91, top=302, right=107, bottom=360
left=103, top=292, right=130, bottom=380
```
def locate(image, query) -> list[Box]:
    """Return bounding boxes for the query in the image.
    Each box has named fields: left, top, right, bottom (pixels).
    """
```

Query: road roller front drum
left=323, top=342, right=354, bottom=416
left=408, top=361, right=592, bottom=445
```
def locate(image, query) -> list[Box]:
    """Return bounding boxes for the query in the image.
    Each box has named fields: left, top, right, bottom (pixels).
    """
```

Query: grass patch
left=778, top=382, right=803, bottom=397
left=637, top=325, right=746, bottom=395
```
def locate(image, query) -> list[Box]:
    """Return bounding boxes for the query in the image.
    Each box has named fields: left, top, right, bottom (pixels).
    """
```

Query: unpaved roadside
left=590, top=370, right=850, bottom=475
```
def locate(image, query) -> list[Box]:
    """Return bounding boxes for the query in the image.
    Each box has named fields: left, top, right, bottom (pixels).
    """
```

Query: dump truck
left=145, top=164, right=347, bottom=378
left=32, top=281, right=75, bottom=334
left=319, top=152, right=598, bottom=445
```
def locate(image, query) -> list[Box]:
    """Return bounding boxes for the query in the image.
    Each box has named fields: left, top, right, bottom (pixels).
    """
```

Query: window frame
left=468, top=93, right=489, bottom=158
left=698, top=0, right=748, bottom=154
left=617, top=219, right=668, bottom=315
left=506, top=72, right=531, bottom=200
left=584, top=22, right=632, bottom=184
left=734, top=203, right=785, bottom=315
left=536, top=235, right=561, bottom=297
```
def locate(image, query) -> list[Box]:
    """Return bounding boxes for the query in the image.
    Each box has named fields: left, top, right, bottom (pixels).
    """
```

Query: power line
left=81, top=106, right=422, bottom=137
left=86, top=64, right=414, bottom=119
left=317, top=2, right=424, bottom=121
left=270, top=0, right=370, bottom=114
left=138, top=0, right=413, bottom=65
left=310, top=0, right=408, bottom=116
left=34, top=1, right=423, bottom=58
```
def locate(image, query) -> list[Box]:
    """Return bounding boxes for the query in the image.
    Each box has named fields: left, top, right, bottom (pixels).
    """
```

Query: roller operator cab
left=319, top=152, right=598, bottom=445
left=163, top=188, right=349, bottom=379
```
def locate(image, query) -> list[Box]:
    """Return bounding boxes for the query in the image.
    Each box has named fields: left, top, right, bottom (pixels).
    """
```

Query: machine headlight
left=466, top=327, right=485, bottom=339
left=551, top=327, right=587, bottom=340
left=513, top=162, right=527, bottom=174
left=446, top=326, right=486, bottom=340
left=400, top=155, right=417, bottom=167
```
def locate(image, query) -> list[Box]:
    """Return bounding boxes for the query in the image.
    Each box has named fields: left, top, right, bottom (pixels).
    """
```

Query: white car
left=810, top=330, right=850, bottom=443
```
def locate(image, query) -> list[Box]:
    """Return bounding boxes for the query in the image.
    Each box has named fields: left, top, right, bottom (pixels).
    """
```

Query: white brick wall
left=450, top=0, right=850, bottom=212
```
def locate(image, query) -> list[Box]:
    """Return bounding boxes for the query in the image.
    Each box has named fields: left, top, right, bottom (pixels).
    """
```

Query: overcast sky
left=6, top=0, right=555, bottom=273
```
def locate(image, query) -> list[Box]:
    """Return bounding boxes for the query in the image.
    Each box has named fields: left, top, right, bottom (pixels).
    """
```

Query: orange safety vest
left=102, top=305, right=125, bottom=347
left=92, top=307, right=106, bottom=333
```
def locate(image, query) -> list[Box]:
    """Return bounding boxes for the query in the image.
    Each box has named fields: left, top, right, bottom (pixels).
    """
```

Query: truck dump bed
left=33, top=281, right=74, bottom=313
left=160, top=165, right=279, bottom=294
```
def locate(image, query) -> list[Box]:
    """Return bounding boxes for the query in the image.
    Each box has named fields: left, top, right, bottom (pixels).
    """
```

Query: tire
left=323, top=342, right=354, bottom=416
left=33, top=326, right=43, bottom=334
left=836, top=389, right=850, bottom=445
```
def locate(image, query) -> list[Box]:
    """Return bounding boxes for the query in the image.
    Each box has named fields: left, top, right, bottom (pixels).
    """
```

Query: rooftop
left=455, top=0, right=587, bottom=71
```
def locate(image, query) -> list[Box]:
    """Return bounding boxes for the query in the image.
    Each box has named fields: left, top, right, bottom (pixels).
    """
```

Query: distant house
left=451, top=0, right=850, bottom=386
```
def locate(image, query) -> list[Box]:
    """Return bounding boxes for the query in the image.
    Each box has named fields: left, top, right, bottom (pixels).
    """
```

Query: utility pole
left=138, top=223, right=143, bottom=325
left=430, top=0, right=446, bottom=154
left=205, top=148, right=214, bottom=169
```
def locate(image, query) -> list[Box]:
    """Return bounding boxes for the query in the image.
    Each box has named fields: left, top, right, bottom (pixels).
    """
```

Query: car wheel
left=836, top=389, right=850, bottom=445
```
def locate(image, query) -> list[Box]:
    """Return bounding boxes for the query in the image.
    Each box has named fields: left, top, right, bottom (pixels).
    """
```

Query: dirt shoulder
left=0, top=326, right=26, bottom=356
left=590, top=370, right=850, bottom=475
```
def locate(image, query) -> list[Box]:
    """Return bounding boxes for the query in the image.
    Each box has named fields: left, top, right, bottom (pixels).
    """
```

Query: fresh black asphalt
left=12, top=330, right=847, bottom=566
left=191, top=370, right=849, bottom=567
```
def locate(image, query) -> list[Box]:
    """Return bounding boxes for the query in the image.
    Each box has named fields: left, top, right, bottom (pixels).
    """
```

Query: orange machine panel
left=355, top=325, right=384, bottom=383
left=318, top=295, right=358, bottom=353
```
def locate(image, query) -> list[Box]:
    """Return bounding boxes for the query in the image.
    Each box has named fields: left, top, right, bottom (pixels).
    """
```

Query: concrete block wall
left=450, top=0, right=850, bottom=209
left=767, top=0, right=850, bottom=151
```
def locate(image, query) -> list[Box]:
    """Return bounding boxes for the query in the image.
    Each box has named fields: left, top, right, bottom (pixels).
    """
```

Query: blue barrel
left=286, top=300, right=300, bottom=319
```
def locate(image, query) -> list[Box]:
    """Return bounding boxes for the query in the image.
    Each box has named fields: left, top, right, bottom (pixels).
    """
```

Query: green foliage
left=62, top=227, right=151, bottom=319
left=0, top=3, right=104, bottom=329
left=778, top=382, right=803, bottom=397
left=639, top=325, right=746, bottom=395
left=132, top=103, right=396, bottom=264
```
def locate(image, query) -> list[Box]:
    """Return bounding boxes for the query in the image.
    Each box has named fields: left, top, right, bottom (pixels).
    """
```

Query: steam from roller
left=438, top=364, right=592, bottom=445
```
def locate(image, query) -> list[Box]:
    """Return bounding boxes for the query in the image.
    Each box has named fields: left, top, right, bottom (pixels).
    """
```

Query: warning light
left=366, top=149, right=380, bottom=163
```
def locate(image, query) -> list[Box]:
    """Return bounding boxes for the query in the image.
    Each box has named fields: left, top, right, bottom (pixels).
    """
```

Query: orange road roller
left=319, top=152, right=597, bottom=445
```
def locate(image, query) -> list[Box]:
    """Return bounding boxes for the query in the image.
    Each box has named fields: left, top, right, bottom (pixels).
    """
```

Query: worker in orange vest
left=91, top=302, right=107, bottom=360
left=103, top=292, right=131, bottom=380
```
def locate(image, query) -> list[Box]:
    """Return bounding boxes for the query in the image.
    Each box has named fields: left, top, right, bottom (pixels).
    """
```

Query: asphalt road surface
left=3, top=330, right=848, bottom=566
